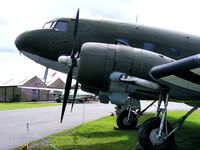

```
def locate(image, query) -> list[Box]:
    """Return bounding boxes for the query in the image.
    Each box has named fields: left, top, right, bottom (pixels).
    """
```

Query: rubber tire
left=138, top=117, right=174, bottom=150
left=116, top=110, right=138, bottom=130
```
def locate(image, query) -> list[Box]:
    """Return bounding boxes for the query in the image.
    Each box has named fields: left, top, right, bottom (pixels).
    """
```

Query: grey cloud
left=80, top=0, right=136, bottom=20
left=44, top=0, right=136, bottom=20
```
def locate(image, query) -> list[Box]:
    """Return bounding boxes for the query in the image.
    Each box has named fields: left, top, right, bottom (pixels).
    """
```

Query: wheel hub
left=150, top=128, right=165, bottom=145
left=123, top=116, right=132, bottom=126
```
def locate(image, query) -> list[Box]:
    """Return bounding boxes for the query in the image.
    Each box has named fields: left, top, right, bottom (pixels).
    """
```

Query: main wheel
left=138, top=117, right=174, bottom=150
left=116, top=110, right=138, bottom=130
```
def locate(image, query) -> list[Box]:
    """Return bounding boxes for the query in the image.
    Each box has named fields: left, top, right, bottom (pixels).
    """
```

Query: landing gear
left=116, top=98, right=139, bottom=130
left=138, top=88, right=198, bottom=150
left=116, top=98, right=157, bottom=130
left=117, top=110, right=138, bottom=130
left=138, top=117, right=174, bottom=150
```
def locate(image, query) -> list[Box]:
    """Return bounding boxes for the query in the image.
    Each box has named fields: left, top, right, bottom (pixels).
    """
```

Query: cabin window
left=143, top=42, right=155, bottom=51
left=54, top=21, right=67, bottom=31
left=169, top=48, right=180, bottom=56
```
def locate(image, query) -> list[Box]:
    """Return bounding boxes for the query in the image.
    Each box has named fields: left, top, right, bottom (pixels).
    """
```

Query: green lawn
left=0, top=102, right=61, bottom=111
left=17, top=110, right=200, bottom=150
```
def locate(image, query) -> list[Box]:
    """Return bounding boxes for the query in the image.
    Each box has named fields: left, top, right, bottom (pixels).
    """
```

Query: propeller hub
left=58, top=55, right=72, bottom=66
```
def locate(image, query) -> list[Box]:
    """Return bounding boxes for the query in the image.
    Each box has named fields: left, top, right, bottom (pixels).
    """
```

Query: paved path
left=0, top=101, right=193, bottom=150
left=0, top=102, right=115, bottom=150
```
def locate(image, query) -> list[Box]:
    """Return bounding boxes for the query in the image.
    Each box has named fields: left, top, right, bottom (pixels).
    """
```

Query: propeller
left=71, top=82, right=79, bottom=112
left=60, top=9, right=80, bottom=123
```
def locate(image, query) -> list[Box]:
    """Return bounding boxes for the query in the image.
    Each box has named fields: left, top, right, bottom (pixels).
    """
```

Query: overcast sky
left=1, top=0, right=200, bottom=84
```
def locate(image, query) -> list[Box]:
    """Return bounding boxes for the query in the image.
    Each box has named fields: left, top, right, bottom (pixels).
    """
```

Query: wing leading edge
left=150, top=54, right=200, bottom=93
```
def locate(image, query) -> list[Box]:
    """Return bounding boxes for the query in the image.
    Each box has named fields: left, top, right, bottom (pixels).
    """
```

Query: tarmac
left=0, top=101, right=193, bottom=150
left=0, top=102, right=115, bottom=150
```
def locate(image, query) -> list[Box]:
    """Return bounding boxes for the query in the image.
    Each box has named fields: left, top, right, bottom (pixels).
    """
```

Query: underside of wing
left=150, top=54, right=200, bottom=93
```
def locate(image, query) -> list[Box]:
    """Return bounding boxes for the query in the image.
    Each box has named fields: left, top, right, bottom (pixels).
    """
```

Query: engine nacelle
left=77, top=42, right=174, bottom=91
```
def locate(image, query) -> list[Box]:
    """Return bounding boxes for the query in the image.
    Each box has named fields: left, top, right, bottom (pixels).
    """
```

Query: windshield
left=43, top=21, right=68, bottom=31
left=54, top=21, right=67, bottom=31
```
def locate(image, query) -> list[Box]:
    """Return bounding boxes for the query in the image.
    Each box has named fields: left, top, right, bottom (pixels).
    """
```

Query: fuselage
left=15, top=17, right=200, bottom=105
left=15, top=18, right=200, bottom=74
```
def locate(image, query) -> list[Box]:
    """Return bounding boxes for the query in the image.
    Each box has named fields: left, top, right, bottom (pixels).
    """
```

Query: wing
left=149, top=54, right=200, bottom=93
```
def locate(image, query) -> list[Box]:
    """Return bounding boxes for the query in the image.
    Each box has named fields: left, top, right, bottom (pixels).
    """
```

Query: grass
left=17, top=110, right=200, bottom=150
left=0, top=102, right=61, bottom=111
left=168, top=111, right=200, bottom=150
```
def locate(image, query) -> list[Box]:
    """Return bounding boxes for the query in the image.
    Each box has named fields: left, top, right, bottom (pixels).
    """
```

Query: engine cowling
left=77, top=42, right=174, bottom=92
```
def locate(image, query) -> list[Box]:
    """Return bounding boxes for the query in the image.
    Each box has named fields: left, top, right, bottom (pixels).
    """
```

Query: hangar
left=0, top=76, right=65, bottom=102
left=47, top=78, right=65, bottom=101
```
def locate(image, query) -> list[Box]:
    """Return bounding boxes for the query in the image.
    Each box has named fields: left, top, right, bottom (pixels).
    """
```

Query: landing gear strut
left=138, top=89, right=198, bottom=150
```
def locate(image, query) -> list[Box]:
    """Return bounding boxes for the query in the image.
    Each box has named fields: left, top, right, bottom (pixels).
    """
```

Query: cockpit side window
left=54, top=21, right=67, bottom=31
left=43, top=21, right=56, bottom=29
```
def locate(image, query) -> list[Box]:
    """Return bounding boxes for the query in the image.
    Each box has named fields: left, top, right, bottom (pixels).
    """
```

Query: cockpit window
left=43, top=21, right=56, bottom=29
left=54, top=21, right=67, bottom=31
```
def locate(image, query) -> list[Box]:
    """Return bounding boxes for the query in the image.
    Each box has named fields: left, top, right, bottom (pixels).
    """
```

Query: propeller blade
left=71, top=8, right=80, bottom=59
left=73, top=8, right=79, bottom=41
left=60, top=66, right=73, bottom=123
left=71, top=82, right=79, bottom=112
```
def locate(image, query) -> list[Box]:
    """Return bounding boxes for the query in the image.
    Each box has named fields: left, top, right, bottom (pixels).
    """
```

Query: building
left=0, top=76, right=48, bottom=102
left=48, top=78, right=65, bottom=89
left=47, top=78, right=65, bottom=101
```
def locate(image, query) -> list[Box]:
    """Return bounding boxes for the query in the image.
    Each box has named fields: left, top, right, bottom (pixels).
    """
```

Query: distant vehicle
left=56, top=89, right=94, bottom=103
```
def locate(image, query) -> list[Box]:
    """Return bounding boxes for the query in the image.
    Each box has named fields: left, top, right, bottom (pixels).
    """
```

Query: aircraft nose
left=15, top=31, right=30, bottom=51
